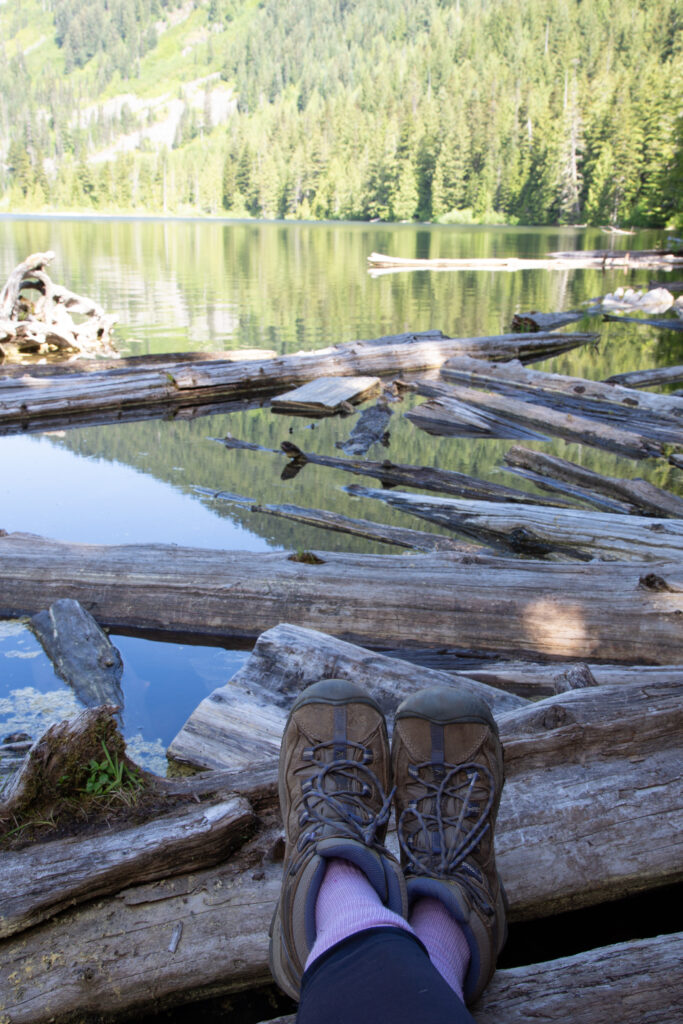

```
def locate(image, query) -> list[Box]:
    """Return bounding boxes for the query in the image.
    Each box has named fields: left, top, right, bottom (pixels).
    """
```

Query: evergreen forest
left=1, top=0, right=682, bottom=227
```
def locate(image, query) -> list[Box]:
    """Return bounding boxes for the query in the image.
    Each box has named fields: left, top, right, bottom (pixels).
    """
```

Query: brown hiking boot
left=269, top=678, right=407, bottom=1000
left=391, top=686, right=507, bottom=1004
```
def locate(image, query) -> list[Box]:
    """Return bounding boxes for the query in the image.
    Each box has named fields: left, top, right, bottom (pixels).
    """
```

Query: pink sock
left=305, top=858, right=413, bottom=969
left=409, top=897, right=471, bottom=1001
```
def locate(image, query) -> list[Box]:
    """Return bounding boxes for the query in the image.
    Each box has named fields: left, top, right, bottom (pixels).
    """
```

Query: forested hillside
left=1, top=0, right=681, bottom=226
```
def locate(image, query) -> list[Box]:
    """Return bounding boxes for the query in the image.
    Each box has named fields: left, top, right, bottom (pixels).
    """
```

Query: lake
left=1, top=215, right=680, bottom=773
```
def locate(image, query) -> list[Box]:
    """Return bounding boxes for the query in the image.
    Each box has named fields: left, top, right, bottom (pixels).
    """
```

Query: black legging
left=296, top=927, right=476, bottom=1024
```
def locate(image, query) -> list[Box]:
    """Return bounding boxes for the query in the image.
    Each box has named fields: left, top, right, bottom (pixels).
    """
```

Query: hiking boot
left=270, top=678, right=407, bottom=1000
left=391, top=686, right=506, bottom=1004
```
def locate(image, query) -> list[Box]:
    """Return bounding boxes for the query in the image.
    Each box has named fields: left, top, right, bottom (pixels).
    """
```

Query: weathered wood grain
left=1, top=533, right=682, bottom=661
left=0, top=795, right=255, bottom=939
left=0, top=330, right=597, bottom=435
left=167, top=624, right=527, bottom=770
left=346, top=484, right=683, bottom=561
left=604, top=364, right=683, bottom=389
left=270, top=375, right=380, bottom=414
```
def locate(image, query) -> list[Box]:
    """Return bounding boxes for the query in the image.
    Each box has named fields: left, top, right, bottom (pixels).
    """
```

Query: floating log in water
left=1, top=533, right=681, bottom=661
left=503, top=446, right=683, bottom=518
left=0, top=251, right=118, bottom=360
left=367, top=249, right=683, bottom=271
left=602, top=312, right=683, bottom=330
left=168, top=623, right=527, bottom=771
left=270, top=375, right=380, bottom=415
left=603, top=364, right=683, bottom=389
left=215, top=435, right=565, bottom=505
left=406, top=380, right=667, bottom=459
left=511, top=311, right=586, bottom=332
left=336, top=398, right=393, bottom=455
left=29, top=598, right=125, bottom=711
left=345, top=484, right=683, bottom=562
left=0, top=329, right=597, bottom=436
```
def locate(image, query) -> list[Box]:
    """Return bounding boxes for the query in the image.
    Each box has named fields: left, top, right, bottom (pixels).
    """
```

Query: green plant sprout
left=83, top=740, right=142, bottom=797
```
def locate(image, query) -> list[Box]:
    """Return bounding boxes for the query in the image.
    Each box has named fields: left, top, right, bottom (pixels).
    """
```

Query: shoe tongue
left=333, top=705, right=347, bottom=762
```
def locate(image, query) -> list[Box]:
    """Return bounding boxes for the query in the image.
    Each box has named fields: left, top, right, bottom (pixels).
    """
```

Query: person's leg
left=297, top=927, right=476, bottom=1024
left=392, top=685, right=507, bottom=1005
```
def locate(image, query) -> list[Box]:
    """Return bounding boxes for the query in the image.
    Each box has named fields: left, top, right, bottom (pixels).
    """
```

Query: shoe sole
left=394, top=685, right=498, bottom=733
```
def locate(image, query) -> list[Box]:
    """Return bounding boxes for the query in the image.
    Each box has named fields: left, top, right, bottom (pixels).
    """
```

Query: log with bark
left=502, top=446, right=683, bottom=518
left=215, top=435, right=565, bottom=505
left=0, top=330, right=597, bottom=436
left=1, top=533, right=682, bottom=661
left=0, top=251, right=118, bottom=360
left=345, top=484, right=683, bottom=561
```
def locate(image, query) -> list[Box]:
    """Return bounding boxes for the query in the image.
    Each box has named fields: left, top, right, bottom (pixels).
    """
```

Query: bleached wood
left=0, top=330, right=597, bottom=434
left=452, top=659, right=683, bottom=698
left=270, top=375, right=380, bottom=414
left=0, top=795, right=254, bottom=939
left=345, top=484, right=683, bottom=561
left=367, top=249, right=683, bottom=270
left=168, top=623, right=527, bottom=771
left=1, top=533, right=682, bottom=661
left=604, top=364, right=683, bottom=389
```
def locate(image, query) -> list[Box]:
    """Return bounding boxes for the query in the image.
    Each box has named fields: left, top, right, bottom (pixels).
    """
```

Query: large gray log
left=167, top=624, right=527, bottom=771
left=29, top=598, right=124, bottom=710
left=345, top=485, right=683, bottom=561
left=0, top=795, right=255, bottom=939
left=604, top=364, right=683, bottom=389
left=0, top=331, right=597, bottom=435
left=1, top=533, right=682, bottom=662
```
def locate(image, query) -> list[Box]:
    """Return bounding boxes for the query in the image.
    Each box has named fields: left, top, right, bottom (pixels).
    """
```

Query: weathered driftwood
left=0, top=795, right=254, bottom=939
left=503, top=446, right=683, bottom=518
left=367, top=249, right=683, bottom=271
left=0, top=251, right=117, bottom=359
left=346, top=484, right=683, bottom=562
left=0, top=330, right=597, bottom=435
left=336, top=398, right=393, bottom=455
left=168, top=624, right=527, bottom=771
left=29, top=598, right=125, bottom=710
left=604, top=364, right=683, bottom=389
left=440, top=355, right=683, bottom=427
left=270, top=375, right=380, bottom=415
left=2, top=532, right=682, bottom=661
left=602, top=312, right=683, bottom=330
left=407, top=380, right=671, bottom=459
left=258, top=932, right=683, bottom=1024
left=511, top=311, right=586, bottom=331
left=216, top=435, right=565, bottom=505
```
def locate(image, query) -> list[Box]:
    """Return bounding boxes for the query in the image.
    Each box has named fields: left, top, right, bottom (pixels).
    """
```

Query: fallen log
left=1, top=533, right=681, bottom=661
left=440, top=355, right=683, bottom=427
left=511, top=311, right=586, bottom=332
left=603, top=364, right=683, bottom=389
left=407, top=381, right=670, bottom=459
left=258, top=932, right=683, bottom=1024
left=503, top=446, right=683, bottom=518
left=367, top=249, right=683, bottom=271
left=336, top=398, right=393, bottom=455
left=602, top=312, right=683, bottom=330
left=345, top=484, right=683, bottom=561
left=216, top=435, right=565, bottom=505
left=29, top=598, right=125, bottom=711
left=168, top=624, right=527, bottom=771
left=0, top=330, right=597, bottom=435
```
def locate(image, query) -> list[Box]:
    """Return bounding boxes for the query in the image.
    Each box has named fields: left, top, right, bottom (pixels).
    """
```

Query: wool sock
left=409, top=896, right=471, bottom=1002
left=305, top=857, right=413, bottom=969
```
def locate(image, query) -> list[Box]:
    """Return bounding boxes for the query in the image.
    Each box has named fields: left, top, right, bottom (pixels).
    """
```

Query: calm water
left=1, top=215, right=681, bottom=772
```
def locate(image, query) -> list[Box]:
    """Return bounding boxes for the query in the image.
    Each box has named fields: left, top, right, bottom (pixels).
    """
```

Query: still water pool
left=1, top=215, right=680, bottom=772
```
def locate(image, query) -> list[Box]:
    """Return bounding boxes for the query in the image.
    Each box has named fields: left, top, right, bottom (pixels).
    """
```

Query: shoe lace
left=290, top=739, right=394, bottom=872
left=397, top=760, right=496, bottom=916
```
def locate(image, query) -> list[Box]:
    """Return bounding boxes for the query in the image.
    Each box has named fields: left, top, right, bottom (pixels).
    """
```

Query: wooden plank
left=0, top=796, right=254, bottom=939
left=0, top=330, right=597, bottom=436
left=167, top=623, right=528, bottom=771
left=270, top=375, right=380, bottom=415
left=257, top=932, right=683, bottom=1024
left=346, top=484, right=683, bottom=561
left=1, top=533, right=682, bottom=662
left=503, top=446, right=683, bottom=518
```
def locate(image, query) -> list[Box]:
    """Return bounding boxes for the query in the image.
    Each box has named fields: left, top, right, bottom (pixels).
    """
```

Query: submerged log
left=168, top=623, right=527, bottom=771
left=407, top=380, right=671, bottom=459
left=216, top=435, right=565, bottom=505
left=503, top=446, right=683, bottom=518
left=0, top=330, right=597, bottom=435
left=1, top=533, right=682, bottom=661
left=29, top=598, right=125, bottom=711
left=336, top=398, right=393, bottom=455
left=345, top=484, right=683, bottom=561
left=604, top=364, right=683, bottom=389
